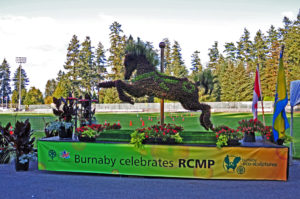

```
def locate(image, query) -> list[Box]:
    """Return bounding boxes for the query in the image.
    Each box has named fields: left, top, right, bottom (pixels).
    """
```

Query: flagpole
left=260, top=95, right=266, bottom=126
left=257, top=64, right=265, bottom=126
left=256, top=63, right=265, bottom=125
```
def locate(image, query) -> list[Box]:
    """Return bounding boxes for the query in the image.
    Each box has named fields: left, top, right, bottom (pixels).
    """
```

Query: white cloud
left=281, top=11, right=295, bottom=19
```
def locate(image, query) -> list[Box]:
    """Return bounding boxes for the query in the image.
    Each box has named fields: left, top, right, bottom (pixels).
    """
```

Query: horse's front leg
left=98, top=81, right=116, bottom=88
left=115, top=80, right=136, bottom=104
left=98, top=80, right=133, bottom=104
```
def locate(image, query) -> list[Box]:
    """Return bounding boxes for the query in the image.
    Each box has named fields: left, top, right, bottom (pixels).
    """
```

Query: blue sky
left=0, top=0, right=299, bottom=93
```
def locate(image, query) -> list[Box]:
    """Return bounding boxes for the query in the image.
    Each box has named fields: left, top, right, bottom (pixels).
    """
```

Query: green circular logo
left=236, top=166, right=245, bottom=174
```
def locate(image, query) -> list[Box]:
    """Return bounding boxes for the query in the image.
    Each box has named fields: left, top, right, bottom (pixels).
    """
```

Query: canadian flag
left=252, top=66, right=262, bottom=120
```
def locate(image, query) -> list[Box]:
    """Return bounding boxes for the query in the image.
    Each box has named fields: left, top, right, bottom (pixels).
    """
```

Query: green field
left=1, top=112, right=299, bottom=158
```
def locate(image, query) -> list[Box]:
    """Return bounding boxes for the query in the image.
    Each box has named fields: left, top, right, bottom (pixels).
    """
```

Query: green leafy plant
left=130, top=130, right=145, bottom=149
left=216, top=134, right=228, bottom=148
left=79, top=129, right=99, bottom=138
left=282, top=134, right=293, bottom=144
left=172, top=133, right=183, bottom=143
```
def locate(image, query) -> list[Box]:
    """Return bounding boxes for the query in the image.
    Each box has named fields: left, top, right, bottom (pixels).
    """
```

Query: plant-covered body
left=98, top=38, right=213, bottom=130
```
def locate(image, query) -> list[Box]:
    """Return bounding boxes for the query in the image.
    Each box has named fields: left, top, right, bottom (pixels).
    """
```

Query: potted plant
left=45, top=121, right=73, bottom=139
left=215, top=125, right=243, bottom=148
left=50, top=97, right=75, bottom=139
left=78, top=93, right=97, bottom=127
left=9, top=119, right=36, bottom=171
left=237, top=119, right=264, bottom=142
left=76, top=124, right=103, bottom=142
left=130, top=123, right=183, bottom=148
left=0, top=123, right=13, bottom=164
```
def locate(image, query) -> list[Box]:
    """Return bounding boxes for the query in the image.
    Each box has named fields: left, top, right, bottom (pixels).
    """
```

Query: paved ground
left=1, top=160, right=300, bottom=199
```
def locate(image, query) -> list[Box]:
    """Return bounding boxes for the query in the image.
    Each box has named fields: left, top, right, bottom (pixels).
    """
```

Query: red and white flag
left=252, top=66, right=262, bottom=120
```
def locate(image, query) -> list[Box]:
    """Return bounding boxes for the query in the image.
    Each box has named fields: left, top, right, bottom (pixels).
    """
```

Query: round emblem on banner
left=236, top=166, right=245, bottom=174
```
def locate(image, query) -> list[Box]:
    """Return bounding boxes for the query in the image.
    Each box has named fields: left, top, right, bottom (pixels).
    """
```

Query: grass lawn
left=0, top=112, right=299, bottom=158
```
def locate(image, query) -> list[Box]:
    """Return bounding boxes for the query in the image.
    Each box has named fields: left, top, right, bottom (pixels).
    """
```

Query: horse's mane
left=125, top=36, right=159, bottom=67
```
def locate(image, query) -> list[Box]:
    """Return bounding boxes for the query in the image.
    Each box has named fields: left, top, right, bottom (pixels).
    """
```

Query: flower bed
left=76, top=123, right=122, bottom=142
left=130, top=123, right=183, bottom=148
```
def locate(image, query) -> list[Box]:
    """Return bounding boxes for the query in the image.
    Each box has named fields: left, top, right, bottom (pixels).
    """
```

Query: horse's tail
left=98, top=81, right=116, bottom=88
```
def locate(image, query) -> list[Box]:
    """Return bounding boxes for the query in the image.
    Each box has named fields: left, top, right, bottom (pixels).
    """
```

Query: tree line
left=0, top=59, right=43, bottom=107
left=1, top=12, right=299, bottom=106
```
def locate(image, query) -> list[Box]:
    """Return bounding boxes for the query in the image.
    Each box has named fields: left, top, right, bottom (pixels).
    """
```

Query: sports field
left=1, top=112, right=299, bottom=158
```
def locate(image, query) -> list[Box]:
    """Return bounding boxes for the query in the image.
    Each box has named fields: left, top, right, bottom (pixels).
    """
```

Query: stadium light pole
left=15, top=57, right=26, bottom=111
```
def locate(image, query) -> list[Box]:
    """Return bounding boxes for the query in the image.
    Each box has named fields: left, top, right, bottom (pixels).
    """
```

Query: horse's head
left=124, top=54, right=137, bottom=80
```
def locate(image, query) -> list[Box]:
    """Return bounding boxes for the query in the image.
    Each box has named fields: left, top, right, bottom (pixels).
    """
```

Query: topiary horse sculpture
left=98, top=39, right=213, bottom=130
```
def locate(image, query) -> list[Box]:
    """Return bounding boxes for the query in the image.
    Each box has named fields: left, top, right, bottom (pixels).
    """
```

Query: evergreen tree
left=78, top=36, right=94, bottom=93
left=45, top=79, right=57, bottom=97
left=253, top=30, right=268, bottom=67
left=56, top=70, right=65, bottom=82
left=52, top=73, right=71, bottom=99
left=171, top=41, right=187, bottom=77
left=94, top=41, right=107, bottom=83
left=237, top=28, right=254, bottom=73
left=207, top=41, right=219, bottom=70
left=266, top=25, right=279, bottom=50
left=283, top=14, right=300, bottom=94
left=52, top=80, right=71, bottom=99
left=240, top=28, right=253, bottom=63
left=223, top=42, right=236, bottom=61
left=108, top=21, right=125, bottom=80
left=13, top=66, right=29, bottom=91
left=190, top=51, right=202, bottom=73
left=220, top=61, right=235, bottom=101
left=163, top=38, right=172, bottom=75
left=11, top=89, right=26, bottom=104
left=190, top=51, right=202, bottom=82
left=0, top=59, right=11, bottom=105
left=64, top=35, right=80, bottom=95
left=233, top=62, right=252, bottom=101
left=280, top=16, right=293, bottom=38
left=24, top=87, right=44, bottom=105
left=260, top=40, right=280, bottom=100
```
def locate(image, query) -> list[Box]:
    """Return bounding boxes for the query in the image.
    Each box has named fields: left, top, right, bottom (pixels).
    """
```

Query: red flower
left=9, top=131, right=13, bottom=135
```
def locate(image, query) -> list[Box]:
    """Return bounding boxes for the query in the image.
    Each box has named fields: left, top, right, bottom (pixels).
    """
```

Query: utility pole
left=15, top=57, right=26, bottom=111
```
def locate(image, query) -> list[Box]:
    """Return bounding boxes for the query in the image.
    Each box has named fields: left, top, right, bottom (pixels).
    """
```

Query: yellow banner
left=38, top=140, right=288, bottom=181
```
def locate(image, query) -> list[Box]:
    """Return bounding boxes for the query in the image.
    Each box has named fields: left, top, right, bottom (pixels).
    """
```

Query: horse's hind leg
left=180, top=100, right=213, bottom=130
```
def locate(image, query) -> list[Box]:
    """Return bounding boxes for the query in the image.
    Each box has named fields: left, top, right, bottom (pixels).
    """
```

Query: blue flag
left=272, top=46, right=290, bottom=141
